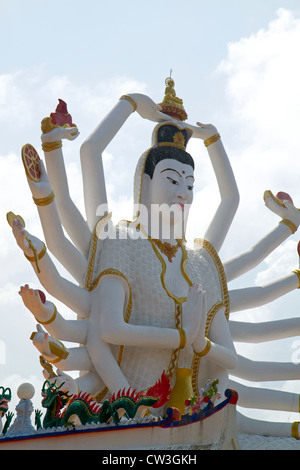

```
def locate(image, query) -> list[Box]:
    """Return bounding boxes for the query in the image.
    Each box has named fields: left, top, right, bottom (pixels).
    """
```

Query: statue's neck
left=139, top=210, right=187, bottom=244
left=139, top=223, right=182, bottom=245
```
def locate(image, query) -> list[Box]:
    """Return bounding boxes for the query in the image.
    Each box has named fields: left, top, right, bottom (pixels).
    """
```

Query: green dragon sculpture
left=35, top=372, right=171, bottom=430
left=0, top=387, right=13, bottom=436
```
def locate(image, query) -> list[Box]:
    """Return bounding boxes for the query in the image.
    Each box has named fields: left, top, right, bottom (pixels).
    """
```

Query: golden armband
left=194, top=338, right=211, bottom=357
left=204, top=133, right=221, bottom=148
left=120, top=95, right=137, bottom=112
left=177, top=328, right=186, bottom=349
left=42, top=141, right=62, bottom=152
left=38, top=304, right=57, bottom=326
left=280, top=219, right=298, bottom=234
left=33, top=191, right=55, bottom=207
left=292, top=422, right=300, bottom=440
left=293, top=270, right=300, bottom=289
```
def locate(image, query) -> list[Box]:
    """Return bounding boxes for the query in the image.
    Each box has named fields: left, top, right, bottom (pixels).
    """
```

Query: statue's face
left=143, top=158, right=194, bottom=235
left=149, top=158, right=194, bottom=206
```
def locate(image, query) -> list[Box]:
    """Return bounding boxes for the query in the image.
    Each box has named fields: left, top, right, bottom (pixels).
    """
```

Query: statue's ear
left=140, top=173, right=151, bottom=207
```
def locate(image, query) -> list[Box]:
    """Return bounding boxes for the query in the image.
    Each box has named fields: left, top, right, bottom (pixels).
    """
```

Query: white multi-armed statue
left=6, top=78, right=300, bottom=446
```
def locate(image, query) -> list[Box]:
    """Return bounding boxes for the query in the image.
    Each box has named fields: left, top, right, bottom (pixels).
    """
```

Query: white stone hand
left=52, top=369, right=78, bottom=397
left=127, top=93, right=171, bottom=122
left=19, top=285, right=51, bottom=322
left=264, top=190, right=300, bottom=226
left=24, top=159, right=52, bottom=199
left=11, top=218, right=44, bottom=256
left=189, top=122, right=218, bottom=140
left=182, top=284, right=207, bottom=347
left=41, top=126, right=79, bottom=143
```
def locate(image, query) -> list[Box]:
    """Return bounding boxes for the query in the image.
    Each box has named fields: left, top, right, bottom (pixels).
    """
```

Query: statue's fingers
left=150, top=101, right=162, bottom=111
left=264, top=197, right=280, bottom=212
left=282, top=200, right=297, bottom=211
left=64, top=126, right=79, bottom=136
left=196, top=122, right=212, bottom=128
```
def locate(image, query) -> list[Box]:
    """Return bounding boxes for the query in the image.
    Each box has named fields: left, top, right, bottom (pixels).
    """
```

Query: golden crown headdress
left=152, top=77, right=191, bottom=151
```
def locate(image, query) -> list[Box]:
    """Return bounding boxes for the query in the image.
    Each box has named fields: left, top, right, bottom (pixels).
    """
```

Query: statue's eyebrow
left=161, top=168, right=194, bottom=181
left=160, top=168, right=182, bottom=177
left=185, top=174, right=194, bottom=180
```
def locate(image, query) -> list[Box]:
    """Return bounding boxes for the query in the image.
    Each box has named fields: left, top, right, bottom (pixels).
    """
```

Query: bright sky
left=2, top=0, right=300, bottom=428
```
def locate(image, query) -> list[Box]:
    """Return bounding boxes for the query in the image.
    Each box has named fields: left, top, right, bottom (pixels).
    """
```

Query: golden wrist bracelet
left=33, top=191, right=55, bottom=207
left=47, top=339, right=69, bottom=363
left=204, top=133, right=221, bottom=147
left=280, top=219, right=298, bottom=234
left=120, top=95, right=137, bottom=112
left=42, top=141, right=62, bottom=152
left=293, top=270, right=300, bottom=289
left=37, top=304, right=57, bottom=325
left=177, top=328, right=186, bottom=349
left=292, top=422, right=300, bottom=440
left=194, top=338, right=211, bottom=357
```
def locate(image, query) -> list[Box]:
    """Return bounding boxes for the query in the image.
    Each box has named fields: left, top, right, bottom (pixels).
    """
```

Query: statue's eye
left=167, top=177, right=179, bottom=185
left=187, top=185, right=193, bottom=191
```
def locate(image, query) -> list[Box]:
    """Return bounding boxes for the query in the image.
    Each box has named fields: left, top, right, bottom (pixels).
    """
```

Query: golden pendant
left=151, top=239, right=180, bottom=262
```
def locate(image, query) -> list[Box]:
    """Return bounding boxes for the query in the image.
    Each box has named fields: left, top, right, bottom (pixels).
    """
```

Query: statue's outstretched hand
left=190, top=286, right=208, bottom=353
left=41, top=126, right=79, bottom=144
left=51, top=369, right=78, bottom=397
left=126, top=93, right=171, bottom=122
left=186, top=122, right=218, bottom=141
left=264, top=190, right=300, bottom=228
left=11, top=218, right=29, bottom=252
left=25, top=159, right=52, bottom=199
left=31, top=324, right=69, bottom=364
left=182, top=284, right=207, bottom=347
left=11, top=218, right=44, bottom=258
left=19, top=285, right=51, bottom=322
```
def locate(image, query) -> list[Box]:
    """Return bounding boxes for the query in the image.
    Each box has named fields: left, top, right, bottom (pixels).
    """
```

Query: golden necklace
left=151, top=239, right=180, bottom=263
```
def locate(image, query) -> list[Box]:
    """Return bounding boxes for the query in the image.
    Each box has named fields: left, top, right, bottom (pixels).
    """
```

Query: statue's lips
left=172, top=202, right=185, bottom=211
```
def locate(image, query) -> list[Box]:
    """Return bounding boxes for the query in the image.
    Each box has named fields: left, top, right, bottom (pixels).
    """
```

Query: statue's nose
left=177, top=184, right=189, bottom=201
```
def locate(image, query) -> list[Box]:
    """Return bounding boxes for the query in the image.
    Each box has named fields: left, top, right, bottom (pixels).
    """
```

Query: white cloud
left=214, top=8, right=300, bottom=263
left=219, top=8, right=300, bottom=138
left=218, top=8, right=300, bottom=192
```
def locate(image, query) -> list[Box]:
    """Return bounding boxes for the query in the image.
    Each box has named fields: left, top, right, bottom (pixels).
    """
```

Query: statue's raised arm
left=21, top=145, right=87, bottom=285
left=80, top=93, right=171, bottom=230
left=224, top=190, right=300, bottom=282
left=40, top=100, right=91, bottom=257
left=187, top=121, right=240, bottom=252
left=155, top=77, right=239, bottom=253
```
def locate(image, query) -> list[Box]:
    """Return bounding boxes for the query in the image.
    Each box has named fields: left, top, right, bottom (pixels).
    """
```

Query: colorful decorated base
left=0, top=390, right=239, bottom=450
